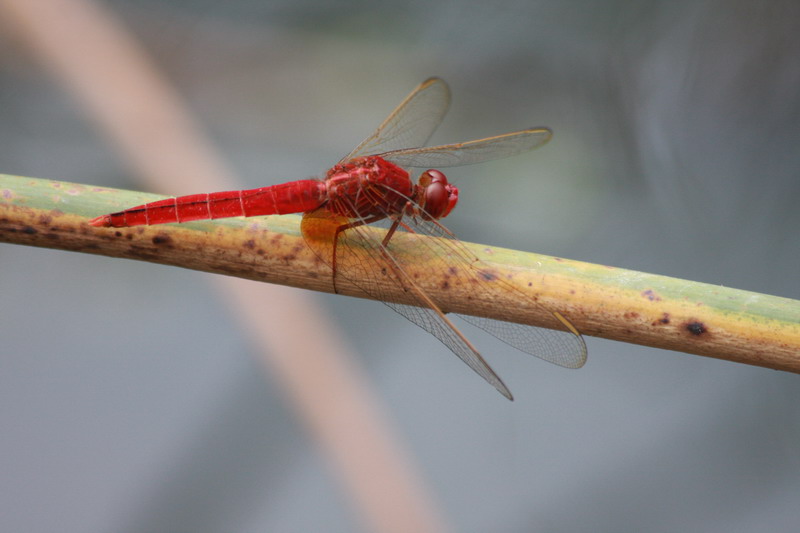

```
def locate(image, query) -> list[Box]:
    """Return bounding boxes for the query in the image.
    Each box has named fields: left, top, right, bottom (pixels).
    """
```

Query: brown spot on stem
left=642, top=289, right=661, bottom=301
left=685, top=321, right=707, bottom=336
left=478, top=270, right=498, bottom=282
left=243, top=239, right=256, bottom=249
left=152, top=234, right=173, bottom=245
left=652, top=312, right=671, bottom=326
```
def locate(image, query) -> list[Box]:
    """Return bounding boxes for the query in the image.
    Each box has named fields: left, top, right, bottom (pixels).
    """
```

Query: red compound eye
left=419, top=170, right=458, bottom=220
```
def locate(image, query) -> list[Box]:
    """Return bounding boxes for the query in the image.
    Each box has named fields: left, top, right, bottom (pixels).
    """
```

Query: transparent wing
left=300, top=183, right=585, bottom=399
left=301, top=206, right=513, bottom=400
left=456, top=313, right=586, bottom=369
left=382, top=300, right=514, bottom=399
left=342, top=78, right=451, bottom=162
left=381, top=128, right=552, bottom=168
left=390, top=208, right=587, bottom=370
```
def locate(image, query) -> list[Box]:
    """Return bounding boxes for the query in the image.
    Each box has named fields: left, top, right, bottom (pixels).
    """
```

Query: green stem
left=3, top=173, right=799, bottom=371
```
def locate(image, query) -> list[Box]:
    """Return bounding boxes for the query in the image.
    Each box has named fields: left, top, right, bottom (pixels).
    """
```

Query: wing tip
left=421, top=76, right=449, bottom=91
left=525, top=126, right=553, bottom=142
left=498, top=384, right=515, bottom=401
left=485, top=366, right=514, bottom=401
left=568, top=350, right=589, bottom=369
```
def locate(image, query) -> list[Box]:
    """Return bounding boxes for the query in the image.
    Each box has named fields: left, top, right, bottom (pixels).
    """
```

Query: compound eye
left=424, top=182, right=448, bottom=218
left=419, top=170, right=458, bottom=219
left=423, top=169, right=448, bottom=186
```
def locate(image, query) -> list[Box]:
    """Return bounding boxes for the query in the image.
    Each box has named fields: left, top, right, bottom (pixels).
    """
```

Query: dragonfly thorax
left=325, top=156, right=413, bottom=218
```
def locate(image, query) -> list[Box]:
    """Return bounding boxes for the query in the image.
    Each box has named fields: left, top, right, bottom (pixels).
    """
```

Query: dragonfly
left=90, top=78, right=586, bottom=400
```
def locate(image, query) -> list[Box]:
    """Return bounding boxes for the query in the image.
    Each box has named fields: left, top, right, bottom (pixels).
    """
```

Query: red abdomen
left=90, top=180, right=327, bottom=228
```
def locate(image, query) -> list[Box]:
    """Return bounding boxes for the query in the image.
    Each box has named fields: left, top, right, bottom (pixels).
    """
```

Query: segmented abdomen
left=89, top=180, right=327, bottom=227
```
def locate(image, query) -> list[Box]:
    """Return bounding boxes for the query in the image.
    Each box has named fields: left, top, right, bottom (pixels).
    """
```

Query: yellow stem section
left=3, top=174, right=799, bottom=371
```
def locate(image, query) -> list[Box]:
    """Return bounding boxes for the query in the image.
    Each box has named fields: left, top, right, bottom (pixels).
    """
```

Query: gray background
left=1, top=1, right=799, bottom=531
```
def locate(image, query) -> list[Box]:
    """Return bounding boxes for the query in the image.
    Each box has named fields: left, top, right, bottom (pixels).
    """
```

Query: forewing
left=386, top=209, right=586, bottom=368
left=300, top=204, right=513, bottom=400
left=342, top=78, right=451, bottom=162
left=300, top=180, right=586, bottom=398
left=326, top=185, right=586, bottom=369
left=381, top=128, right=552, bottom=168
left=383, top=302, right=514, bottom=400
left=457, top=314, right=586, bottom=369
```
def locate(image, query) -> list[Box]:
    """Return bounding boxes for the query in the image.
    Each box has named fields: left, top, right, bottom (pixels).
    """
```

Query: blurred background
left=1, top=0, right=798, bottom=532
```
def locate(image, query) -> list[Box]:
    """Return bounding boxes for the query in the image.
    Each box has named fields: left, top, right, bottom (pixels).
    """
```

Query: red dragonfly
left=90, top=78, right=586, bottom=399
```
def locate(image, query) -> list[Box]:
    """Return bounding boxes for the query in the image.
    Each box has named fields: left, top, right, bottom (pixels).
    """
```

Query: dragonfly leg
left=374, top=207, right=429, bottom=296
left=330, top=215, right=385, bottom=294
left=380, top=217, right=402, bottom=247
left=375, top=216, right=418, bottom=297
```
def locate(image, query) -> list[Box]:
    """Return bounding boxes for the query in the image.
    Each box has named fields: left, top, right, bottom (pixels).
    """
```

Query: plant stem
left=3, top=173, right=799, bottom=371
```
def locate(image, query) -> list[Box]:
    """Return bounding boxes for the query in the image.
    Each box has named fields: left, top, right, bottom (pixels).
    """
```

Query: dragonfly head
left=417, top=169, right=458, bottom=220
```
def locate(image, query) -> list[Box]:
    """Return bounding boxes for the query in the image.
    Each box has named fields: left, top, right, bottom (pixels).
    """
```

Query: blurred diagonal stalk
left=3, top=174, right=800, bottom=374
left=0, top=1, right=452, bottom=532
